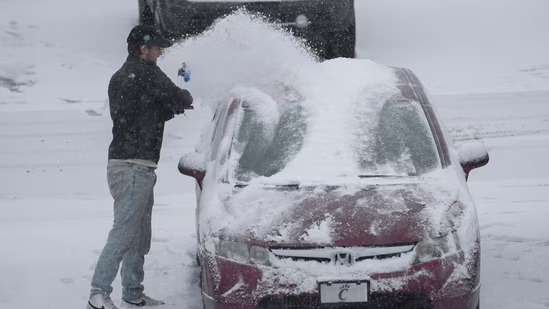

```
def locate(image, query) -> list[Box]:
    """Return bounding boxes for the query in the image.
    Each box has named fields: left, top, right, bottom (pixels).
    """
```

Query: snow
left=300, top=214, right=334, bottom=244
left=455, top=140, right=489, bottom=165
left=178, top=152, right=206, bottom=172
left=1, top=0, right=549, bottom=309
left=266, top=59, right=399, bottom=182
left=160, top=10, right=315, bottom=107
left=230, top=86, right=280, bottom=127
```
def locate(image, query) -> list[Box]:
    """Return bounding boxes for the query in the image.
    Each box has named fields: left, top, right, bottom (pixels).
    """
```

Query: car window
left=360, top=97, right=441, bottom=176
left=233, top=102, right=306, bottom=182
left=209, top=104, right=229, bottom=160
left=194, top=109, right=220, bottom=154
left=208, top=109, right=219, bottom=141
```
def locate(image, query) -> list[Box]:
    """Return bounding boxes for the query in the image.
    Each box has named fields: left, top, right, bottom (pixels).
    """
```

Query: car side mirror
left=178, top=152, right=206, bottom=188
left=456, top=141, right=489, bottom=180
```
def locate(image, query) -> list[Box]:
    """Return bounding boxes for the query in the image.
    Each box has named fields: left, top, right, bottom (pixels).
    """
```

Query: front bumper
left=201, top=250, right=480, bottom=309
left=159, top=0, right=355, bottom=37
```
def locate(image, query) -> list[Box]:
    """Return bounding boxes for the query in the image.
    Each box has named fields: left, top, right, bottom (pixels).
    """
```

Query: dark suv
left=138, top=0, right=356, bottom=59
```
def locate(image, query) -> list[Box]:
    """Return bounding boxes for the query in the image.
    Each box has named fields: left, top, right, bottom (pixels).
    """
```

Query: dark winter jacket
left=107, top=55, right=193, bottom=164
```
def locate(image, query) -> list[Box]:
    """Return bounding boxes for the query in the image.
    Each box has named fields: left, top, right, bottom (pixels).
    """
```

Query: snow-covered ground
left=1, top=0, right=548, bottom=308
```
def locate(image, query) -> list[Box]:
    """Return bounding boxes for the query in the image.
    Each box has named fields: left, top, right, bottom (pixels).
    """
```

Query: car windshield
left=232, top=101, right=307, bottom=182
left=232, top=95, right=441, bottom=183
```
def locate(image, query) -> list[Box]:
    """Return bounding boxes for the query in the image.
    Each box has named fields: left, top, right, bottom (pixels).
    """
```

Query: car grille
left=271, top=244, right=415, bottom=265
left=259, top=293, right=432, bottom=309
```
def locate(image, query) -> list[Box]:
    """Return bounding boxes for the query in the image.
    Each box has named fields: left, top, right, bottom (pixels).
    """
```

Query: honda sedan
left=179, top=60, right=488, bottom=309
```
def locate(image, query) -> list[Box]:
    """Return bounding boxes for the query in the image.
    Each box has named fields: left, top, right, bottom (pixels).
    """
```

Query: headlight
left=250, top=246, right=271, bottom=265
left=218, top=240, right=271, bottom=266
left=219, top=241, right=249, bottom=263
left=414, top=232, right=461, bottom=264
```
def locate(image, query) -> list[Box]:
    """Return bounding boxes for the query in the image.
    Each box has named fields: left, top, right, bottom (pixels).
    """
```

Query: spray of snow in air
left=160, top=10, right=318, bottom=109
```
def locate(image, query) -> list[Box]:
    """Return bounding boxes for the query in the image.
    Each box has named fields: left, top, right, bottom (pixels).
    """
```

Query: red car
left=179, top=62, right=488, bottom=309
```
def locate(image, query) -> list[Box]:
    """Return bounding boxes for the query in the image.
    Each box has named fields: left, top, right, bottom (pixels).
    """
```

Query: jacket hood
left=208, top=180, right=463, bottom=247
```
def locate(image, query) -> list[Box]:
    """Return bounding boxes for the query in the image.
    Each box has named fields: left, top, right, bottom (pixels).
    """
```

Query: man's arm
left=175, top=88, right=193, bottom=111
left=153, top=67, right=193, bottom=114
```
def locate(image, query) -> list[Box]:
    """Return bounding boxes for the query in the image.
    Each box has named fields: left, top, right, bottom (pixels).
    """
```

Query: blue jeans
left=91, top=161, right=157, bottom=300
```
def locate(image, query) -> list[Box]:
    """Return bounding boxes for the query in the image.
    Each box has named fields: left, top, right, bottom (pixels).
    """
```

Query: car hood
left=208, top=179, right=464, bottom=247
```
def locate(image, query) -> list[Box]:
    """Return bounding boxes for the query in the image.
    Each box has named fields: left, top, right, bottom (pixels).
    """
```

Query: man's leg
left=121, top=177, right=155, bottom=301
left=90, top=162, right=156, bottom=296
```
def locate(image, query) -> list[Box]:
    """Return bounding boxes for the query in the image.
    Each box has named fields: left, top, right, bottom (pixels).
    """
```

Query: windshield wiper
left=234, top=183, right=300, bottom=189
left=274, top=184, right=300, bottom=189
left=358, top=174, right=408, bottom=178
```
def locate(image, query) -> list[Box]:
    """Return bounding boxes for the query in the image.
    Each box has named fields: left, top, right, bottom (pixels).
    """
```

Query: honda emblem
left=334, top=252, right=353, bottom=266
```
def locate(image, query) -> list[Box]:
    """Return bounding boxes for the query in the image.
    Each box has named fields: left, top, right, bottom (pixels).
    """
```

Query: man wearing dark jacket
left=87, top=25, right=193, bottom=309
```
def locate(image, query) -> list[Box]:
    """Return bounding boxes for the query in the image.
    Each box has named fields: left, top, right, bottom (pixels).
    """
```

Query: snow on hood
left=198, top=167, right=480, bottom=293
left=206, top=170, right=465, bottom=246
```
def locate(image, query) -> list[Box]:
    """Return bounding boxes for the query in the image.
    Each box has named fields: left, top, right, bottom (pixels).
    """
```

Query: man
left=87, top=25, right=193, bottom=309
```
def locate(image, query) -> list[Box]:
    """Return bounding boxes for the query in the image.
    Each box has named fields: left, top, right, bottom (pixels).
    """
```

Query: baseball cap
left=126, top=24, right=172, bottom=48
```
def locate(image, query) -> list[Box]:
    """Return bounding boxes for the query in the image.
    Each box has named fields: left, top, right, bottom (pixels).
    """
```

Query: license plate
left=319, top=280, right=370, bottom=304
